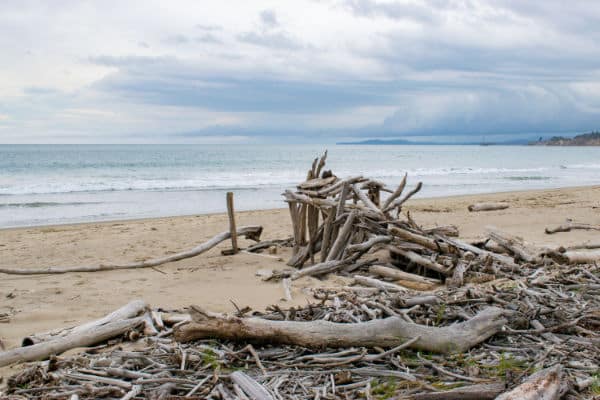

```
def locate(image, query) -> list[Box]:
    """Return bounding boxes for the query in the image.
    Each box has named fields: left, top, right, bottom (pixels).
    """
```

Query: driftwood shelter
left=0, top=151, right=599, bottom=399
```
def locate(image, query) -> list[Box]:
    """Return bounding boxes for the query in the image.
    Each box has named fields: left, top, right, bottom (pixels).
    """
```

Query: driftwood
left=0, top=225, right=262, bottom=275
left=545, top=220, right=600, bottom=234
left=468, top=202, right=509, bottom=212
left=495, top=365, right=564, bottom=400
left=176, top=306, right=508, bottom=354
left=0, top=300, right=150, bottom=367
left=368, top=265, right=441, bottom=286
left=408, top=382, right=505, bottom=399
left=22, top=299, right=148, bottom=346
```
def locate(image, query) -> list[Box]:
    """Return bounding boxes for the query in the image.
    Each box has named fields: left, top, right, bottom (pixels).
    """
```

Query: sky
left=1, top=0, right=600, bottom=144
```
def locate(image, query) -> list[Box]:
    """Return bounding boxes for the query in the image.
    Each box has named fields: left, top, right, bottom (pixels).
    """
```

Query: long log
left=407, top=382, right=505, bottom=400
left=545, top=220, right=600, bottom=234
left=486, top=227, right=536, bottom=263
left=390, top=227, right=450, bottom=253
left=389, top=246, right=452, bottom=276
left=468, top=202, right=509, bottom=212
left=0, top=315, right=146, bottom=367
left=368, top=265, right=441, bottom=286
left=22, top=299, right=148, bottom=346
left=495, top=365, right=563, bottom=400
left=0, top=226, right=262, bottom=275
left=175, top=306, right=507, bottom=354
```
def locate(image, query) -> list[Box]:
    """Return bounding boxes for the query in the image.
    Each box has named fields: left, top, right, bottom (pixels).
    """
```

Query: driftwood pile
left=2, top=152, right=600, bottom=399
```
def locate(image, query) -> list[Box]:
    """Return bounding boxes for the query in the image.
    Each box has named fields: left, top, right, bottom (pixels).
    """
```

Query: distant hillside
left=530, top=132, right=600, bottom=146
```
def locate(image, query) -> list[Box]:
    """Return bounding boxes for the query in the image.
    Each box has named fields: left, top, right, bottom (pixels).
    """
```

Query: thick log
left=353, top=275, right=408, bottom=292
left=486, top=228, right=536, bottom=263
left=291, top=260, right=345, bottom=280
left=545, top=220, right=600, bottom=234
left=298, top=176, right=337, bottom=190
left=468, top=202, right=509, bottom=212
left=0, top=226, right=263, bottom=275
left=0, top=315, right=146, bottom=367
left=326, top=211, right=356, bottom=261
left=176, top=307, right=507, bottom=354
left=495, top=365, right=563, bottom=400
left=225, top=192, right=238, bottom=255
left=22, top=299, right=148, bottom=346
left=346, top=235, right=391, bottom=254
left=555, top=249, right=600, bottom=264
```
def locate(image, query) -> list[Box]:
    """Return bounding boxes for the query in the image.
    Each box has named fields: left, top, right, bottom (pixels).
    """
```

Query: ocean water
left=1, top=144, right=599, bottom=228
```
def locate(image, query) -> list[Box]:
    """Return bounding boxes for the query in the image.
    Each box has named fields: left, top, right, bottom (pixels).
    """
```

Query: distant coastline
left=336, top=139, right=529, bottom=145
left=529, top=132, right=600, bottom=146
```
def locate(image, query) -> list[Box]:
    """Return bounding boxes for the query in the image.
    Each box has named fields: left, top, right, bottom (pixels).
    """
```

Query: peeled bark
left=0, top=226, right=262, bottom=275
left=175, top=306, right=508, bottom=354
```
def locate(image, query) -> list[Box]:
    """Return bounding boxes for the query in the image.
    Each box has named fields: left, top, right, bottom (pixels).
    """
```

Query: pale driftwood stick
left=346, top=235, right=391, bottom=254
left=326, top=211, right=357, bottom=261
left=288, top=202, right=300, bottom=254
left=368, top=265, right=441, bottom=285
left=397, top=295, right=440, bottom=307
left=315, top=150, right=327, bottom=178
left=291, top=260, right=345, bottom=280
left=549, top=249, right=600, bottom=264
left=299, top=203, right=308, bottom=246
left=336, top=182, right=350, bottom=218
left=0, top=226, right=262, bottom=275
left=175, top=307, right=508, bottom=354
left=316, top=176, right=364, bottom=197
left=353, top=275, right=408, bottom=292
left=321, top=206, right=336, bottom=262
left=437, top=236, right=519, bottom=269
left=23, top=299, right=148, bottom=346
left=298, top=176, right=337, bottom=190
left=530, top=320, right=561, bottom=344
left=406, top=382, right=504, bottom=400
left=0, top=315, right=146, bottom=367
left=545, top=220, right=600, bottom=234
left=226, top=192, right=238, bottom=254
left=382, top=173, right=407, bottom=211
left=230, top=371, right=274, bottom=400
left=352, top=184, right=384, bottom=216
left=389, top=246, right=451, bottom=276
left=467, top=202, right=509, bottom=212
left=281, top=278, right=292, bottom=301
left=384, top=182, right=422, bottom=212
left=390, top=227, right=450, bottom=253
left=495, top=365, right=563, bottom=400
left=423, top=225, right=459, bottom=237
left=486, top=227, right=536, bottom=263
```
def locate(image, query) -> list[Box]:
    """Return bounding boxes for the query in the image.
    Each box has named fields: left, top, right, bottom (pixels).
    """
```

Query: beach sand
left=1, top=185, right=599, bottom=369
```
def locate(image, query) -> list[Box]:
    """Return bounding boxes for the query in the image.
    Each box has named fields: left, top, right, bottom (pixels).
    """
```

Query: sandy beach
left=1, top=185, right=599, bottom=372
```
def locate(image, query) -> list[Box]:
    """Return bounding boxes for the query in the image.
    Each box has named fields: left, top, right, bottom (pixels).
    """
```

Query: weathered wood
left=368, top=265, right=441, bottom=286
left=545, top=220, right=600, bottom=234
left=0, top=315, right=146, bottom=367
left=346, top=235, right=391, bottom=254
left=0, top=226, right=262, bottom=275
left=326, top=211, right=357, bottom=261
left=298, top=176, right=337, bottom=190
left=23, top=299, right=148, bottom=346
left=406, top=382, right=505, bottom=400
left=291, top=260, right=346, bottom=280
left=383, top=182, right=422, bottom=212
left=230, top=371, right=274, bottom=400
left=353, top=275, right=408, bottom=292
left=225, top=192, right=238, bottom=255
left=495, top=365, right=563, bottom=400
left=446, top=261, right=468, bottom=288
left=382, top=173, right=407, bottom=211
left=320, top=207, right=336, bottom=262
left=486, top=227, right=536, bottom=263
left=352, top=184, right=384, bottom=216
left=468, top=202, right=509, bottom=212
left=390, top=226, right=450, bottom=253
left=175, top=306, right=508, bottom=354
left=389, top=246, right=452, bottom=276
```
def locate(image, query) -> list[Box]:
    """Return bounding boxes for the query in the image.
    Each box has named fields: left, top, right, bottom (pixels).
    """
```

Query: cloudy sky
left=1, top=0, right=600, bottom=143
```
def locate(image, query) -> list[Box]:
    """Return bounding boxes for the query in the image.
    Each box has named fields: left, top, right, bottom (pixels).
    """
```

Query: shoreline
left=2, top=183, right=599, bottom=231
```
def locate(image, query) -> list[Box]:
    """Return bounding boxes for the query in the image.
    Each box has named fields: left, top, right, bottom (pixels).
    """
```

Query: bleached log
left=0, top=315, right=146, bottom=367
left=326, top=211, right=357, bottom=261
left=175, top=306, right=508, bottom=354
left=346, top=235, right=391, bottom=254
left=22, top=299, right=148, bottom=346
left=468, top=202, right=509, bottom=212
left=383, top=182, right=422, bottom=212
left=389, top=246, right=451, bottom=276
left=291, top=260, right=345, bottom=280
left=352, top=184, right=384, bottom=216
left=438, top=236, right=519, bottom=269
left=353, top=275, right=408, bottom=292
left=556, top=250, right=600, bottom=264
left=495, top=365, right=563, bottom=400
left=230, top=371, right=274, bottom=400
left=0, top=226, right=263, bottom=275
left=368, top=265, right=441, bottom=286
left=407, top=382, right=505, bottom=400
left=486, top=227, right=537, bottom=263
left=545, top=220, right=600, bottom=234
left=298, top=176, right=337, bottom=190
left=320, top=207, right=336, bottom=262
left=446, top=261, right=468, bottom=288
left=390, top=227, right=450, bottom=253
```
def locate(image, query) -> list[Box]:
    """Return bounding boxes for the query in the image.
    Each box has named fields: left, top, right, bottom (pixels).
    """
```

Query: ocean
left=1, top=144, right=599, bottom=228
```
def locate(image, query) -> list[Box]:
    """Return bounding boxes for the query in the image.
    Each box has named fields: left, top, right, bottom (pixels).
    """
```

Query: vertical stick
left=226, top=192, right=238, bottom=254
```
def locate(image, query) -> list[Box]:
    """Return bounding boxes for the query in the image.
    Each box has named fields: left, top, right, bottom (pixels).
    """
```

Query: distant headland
left=529, top=132, right=600, bottom=146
